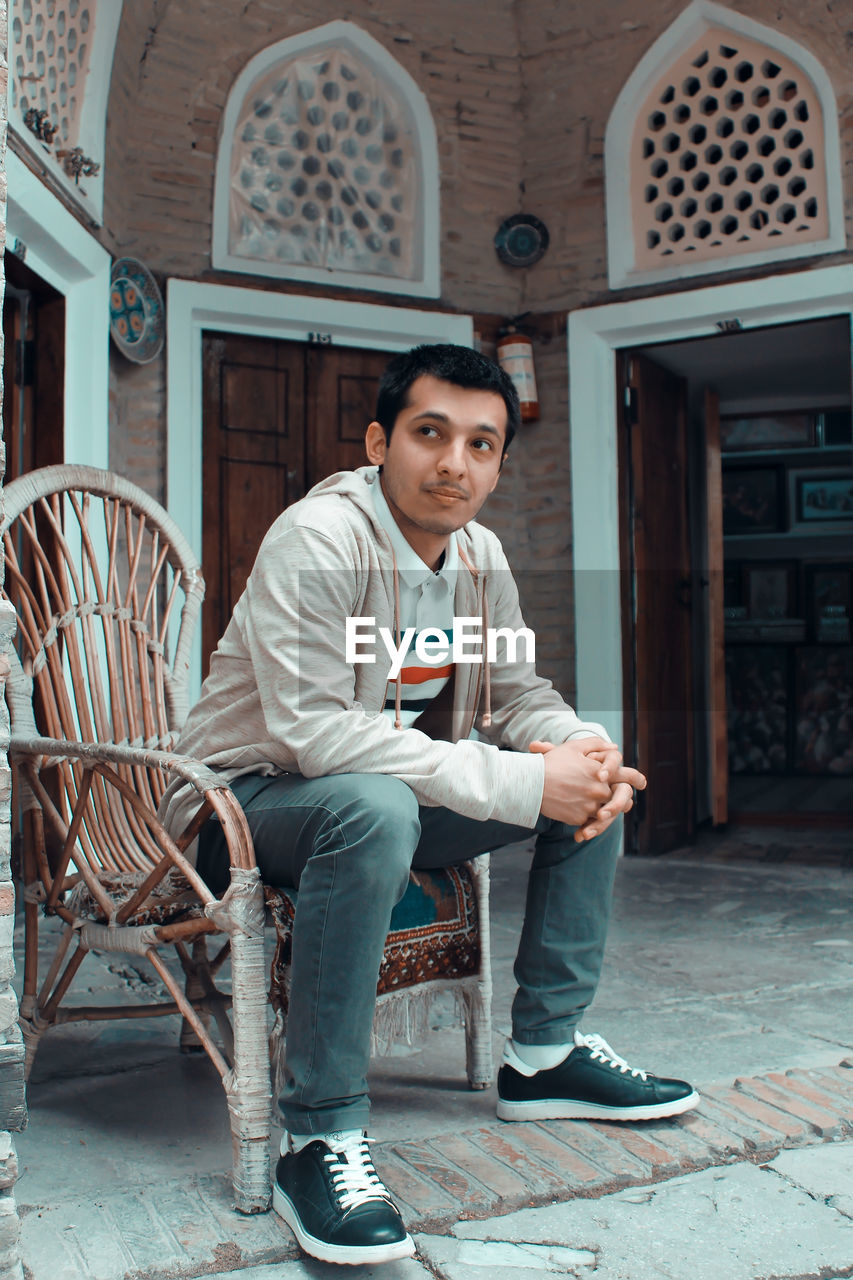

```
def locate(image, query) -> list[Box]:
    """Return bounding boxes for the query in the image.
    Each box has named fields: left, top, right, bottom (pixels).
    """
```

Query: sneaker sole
left=273, top=1185, right=416, bottom=1266
left=496, top=1088, right=701, bottom=1123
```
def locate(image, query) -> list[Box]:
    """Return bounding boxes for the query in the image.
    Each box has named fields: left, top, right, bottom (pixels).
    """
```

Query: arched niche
left=212, top=21, right=440, bottom=297
left=605, top=1, right=844, bottom=288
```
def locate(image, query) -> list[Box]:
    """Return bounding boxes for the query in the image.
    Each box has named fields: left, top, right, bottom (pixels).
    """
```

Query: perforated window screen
left=11, top=0, right=94, bottom=149
left=632, top=27, right=828, bottom=270
left=228, top=45, right=420, bottom=281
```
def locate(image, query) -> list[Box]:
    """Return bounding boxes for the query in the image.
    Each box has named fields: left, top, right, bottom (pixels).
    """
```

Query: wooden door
left=201, top=335, right=391, bottom=667
left=202, top=335, right=306, bottom=662
left=619, top=352, right=695, bottom=854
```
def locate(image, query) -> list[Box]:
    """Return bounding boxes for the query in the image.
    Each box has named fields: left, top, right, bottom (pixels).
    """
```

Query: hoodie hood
left=303, top=466, right=492, bottom=729
left=299, top=465, right=484, bottom=575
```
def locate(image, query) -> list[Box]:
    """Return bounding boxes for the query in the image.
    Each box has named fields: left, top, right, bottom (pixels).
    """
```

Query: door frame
left=6, top=152, right=111, bottom=469
left=567, top=263, right=853, bottom=757
left=166, top=279, right=473, bottom=692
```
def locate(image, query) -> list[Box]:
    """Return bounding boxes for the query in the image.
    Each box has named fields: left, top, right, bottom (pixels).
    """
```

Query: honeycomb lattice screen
left=632, top=26, right=828, bottom=271
left=11, top=0, right=95, bottom=150
left=228, top=44, right=419, bottom=281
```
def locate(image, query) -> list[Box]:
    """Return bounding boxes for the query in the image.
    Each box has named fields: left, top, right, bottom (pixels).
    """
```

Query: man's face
left=365, top=375, right=507, bottom=566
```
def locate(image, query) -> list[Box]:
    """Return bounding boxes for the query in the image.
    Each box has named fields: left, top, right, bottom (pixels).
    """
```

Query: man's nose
left=436, top=440, right=467, bottom=475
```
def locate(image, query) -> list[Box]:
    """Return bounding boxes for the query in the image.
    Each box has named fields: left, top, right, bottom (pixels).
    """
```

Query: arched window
left=605, top=1, right=844, bottom=288
left=8, top=0, right=122, bottom=222
left=212, top=21, right=440, bottom=297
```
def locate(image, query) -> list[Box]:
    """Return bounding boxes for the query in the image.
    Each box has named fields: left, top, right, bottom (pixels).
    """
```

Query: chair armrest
left=10, top=733, right=257, bottom=911
left=10, top=733, right=231, bottom=795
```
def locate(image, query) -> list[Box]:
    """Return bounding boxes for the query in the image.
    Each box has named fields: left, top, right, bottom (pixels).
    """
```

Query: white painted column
left=0, top=4, right=28, bottom=1274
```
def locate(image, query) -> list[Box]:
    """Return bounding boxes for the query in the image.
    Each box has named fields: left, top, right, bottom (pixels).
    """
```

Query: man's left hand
left=529, top=741, right=644, bottom=843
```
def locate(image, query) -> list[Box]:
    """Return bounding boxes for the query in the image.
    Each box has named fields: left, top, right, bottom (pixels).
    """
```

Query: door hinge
left=15, top=339, right=35, bottom=388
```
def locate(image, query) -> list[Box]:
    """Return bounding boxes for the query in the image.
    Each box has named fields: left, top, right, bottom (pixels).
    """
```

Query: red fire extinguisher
left=496, top=322, right=540, bottom=422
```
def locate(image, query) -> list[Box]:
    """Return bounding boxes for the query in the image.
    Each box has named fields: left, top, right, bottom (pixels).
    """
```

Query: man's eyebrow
left=411, top=411, right=503, bottom=438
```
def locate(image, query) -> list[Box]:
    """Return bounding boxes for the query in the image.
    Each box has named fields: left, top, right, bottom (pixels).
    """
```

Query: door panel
left=306, top=345, right=391, bottom=482
left=704, top=387, right=728, bottom=826
left=202, top=336, right=391, bottom=670
left=621, top=352, right=695, bottom=854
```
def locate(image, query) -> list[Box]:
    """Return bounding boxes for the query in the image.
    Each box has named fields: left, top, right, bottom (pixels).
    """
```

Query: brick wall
left=98, top=0, right=853, bottom=699
left=516, top=0, right=853, bottom=312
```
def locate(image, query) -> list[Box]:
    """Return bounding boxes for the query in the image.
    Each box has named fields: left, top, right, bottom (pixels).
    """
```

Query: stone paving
left=14, top=842, right=853, bottom=1278
left=422, top=1145, right=853, bottom=1280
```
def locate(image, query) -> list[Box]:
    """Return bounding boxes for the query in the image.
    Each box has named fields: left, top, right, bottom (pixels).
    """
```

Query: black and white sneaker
left=496, top=1031, right=700, bottom=1122
left=273, top=1131, right=415, bottom=1266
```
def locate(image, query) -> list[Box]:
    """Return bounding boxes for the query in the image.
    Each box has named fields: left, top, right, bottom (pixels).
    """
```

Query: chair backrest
left=1, top=465, right=204, bottom=873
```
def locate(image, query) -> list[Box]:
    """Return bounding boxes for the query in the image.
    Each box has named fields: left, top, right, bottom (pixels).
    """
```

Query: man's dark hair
left=375, top=344, right=519, bottom=453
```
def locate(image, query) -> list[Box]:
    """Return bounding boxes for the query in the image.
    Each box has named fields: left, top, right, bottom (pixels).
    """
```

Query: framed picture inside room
left=746, top=562, right=797, bottom=619
left=722, top=467, right=784, bottom=536
left=790, top=470, right=853, bottom=532
left=720, top=411, right=817, bottom=452
left=724, top=563, right=745, bottom=610
left=806, top=563, right=852, bottom=643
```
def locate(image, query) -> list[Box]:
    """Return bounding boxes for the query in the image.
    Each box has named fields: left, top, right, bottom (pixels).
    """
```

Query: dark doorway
left=2, top=253, right=65, bottom=482
left=622, top=316, right=853, bottom=850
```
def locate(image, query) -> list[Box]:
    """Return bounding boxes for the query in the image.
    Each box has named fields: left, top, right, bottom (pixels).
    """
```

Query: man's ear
left=365, top=420, right=387, bottom=465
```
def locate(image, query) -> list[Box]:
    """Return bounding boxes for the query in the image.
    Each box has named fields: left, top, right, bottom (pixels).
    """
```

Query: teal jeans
left=197, top=771, right=621, bottom=1135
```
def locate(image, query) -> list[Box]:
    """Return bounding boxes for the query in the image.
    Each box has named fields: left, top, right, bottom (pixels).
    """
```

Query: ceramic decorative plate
left=494, top=214, right=550, bottom=268
left=109, top=257, right=165, bottom=363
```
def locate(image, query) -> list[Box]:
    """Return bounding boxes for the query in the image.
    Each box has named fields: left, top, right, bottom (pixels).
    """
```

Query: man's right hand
left=532, top=737, right=647, bottom=832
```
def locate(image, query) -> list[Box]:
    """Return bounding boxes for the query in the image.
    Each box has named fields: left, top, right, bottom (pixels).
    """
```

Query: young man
left=166, top=345, right=698, bottom=1267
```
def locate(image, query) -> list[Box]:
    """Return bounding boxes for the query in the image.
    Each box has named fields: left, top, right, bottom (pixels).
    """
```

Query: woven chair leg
left=20, top=1015, right=48, bottom=1080
left=466, top=998, right=491, bottom=1090
left=462, top=988, right=494, bottom=1090
left=224, top=869, right=272, bottom=1214
left=180, top=937, right=212, bottom=1054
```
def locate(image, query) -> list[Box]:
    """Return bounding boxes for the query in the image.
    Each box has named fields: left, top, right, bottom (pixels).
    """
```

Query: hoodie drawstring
left=391, top=548, right=403, bottom=730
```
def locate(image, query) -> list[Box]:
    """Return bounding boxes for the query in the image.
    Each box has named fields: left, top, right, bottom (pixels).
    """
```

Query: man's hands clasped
left=531, top=737, right=647, bottom=843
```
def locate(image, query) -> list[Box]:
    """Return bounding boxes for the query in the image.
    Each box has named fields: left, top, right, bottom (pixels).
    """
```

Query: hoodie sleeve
left=242, top=521, right=547, bottom=827
left=478, top=546, right=613, bottom=751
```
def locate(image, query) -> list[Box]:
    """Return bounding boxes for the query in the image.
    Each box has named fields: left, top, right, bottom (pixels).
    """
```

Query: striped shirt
left=370, top=478, right=459, bottom=729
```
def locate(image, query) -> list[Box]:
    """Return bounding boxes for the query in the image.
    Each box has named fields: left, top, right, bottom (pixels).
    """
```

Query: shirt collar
left=370, top=475, right=458, bottom=590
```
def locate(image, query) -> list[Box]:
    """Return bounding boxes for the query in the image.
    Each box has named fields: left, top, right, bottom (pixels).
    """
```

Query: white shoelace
left=575, top=1031, right=649, bottom=1080
left=323, top=1134, right=395, bottom=1213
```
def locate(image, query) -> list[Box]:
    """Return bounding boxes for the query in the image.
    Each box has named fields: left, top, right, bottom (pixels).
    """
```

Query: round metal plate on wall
left=494, top=214, right=550, bottom=268
left=109, top=257, right=165, bottom=363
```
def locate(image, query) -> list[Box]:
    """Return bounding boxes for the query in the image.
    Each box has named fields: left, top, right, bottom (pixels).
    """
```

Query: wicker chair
left=2, top=465, right=494, bottom=1214
left=2, top=465, right=271, bottom=1213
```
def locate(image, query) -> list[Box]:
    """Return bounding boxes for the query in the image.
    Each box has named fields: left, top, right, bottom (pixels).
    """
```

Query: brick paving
left=375, top=1061, right=853, bottom=1230
left=19, top=1060, right=853, bottom=1277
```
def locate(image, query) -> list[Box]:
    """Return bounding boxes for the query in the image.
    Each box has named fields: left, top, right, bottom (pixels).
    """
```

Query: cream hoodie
left=160, top=467, right=610, bottom=852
